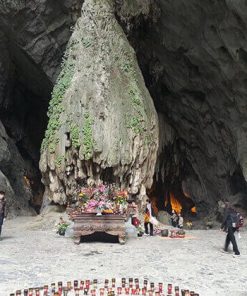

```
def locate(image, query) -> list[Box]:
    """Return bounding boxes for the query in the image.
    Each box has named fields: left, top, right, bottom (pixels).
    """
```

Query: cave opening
left=0, top=39, right=53, bottom=213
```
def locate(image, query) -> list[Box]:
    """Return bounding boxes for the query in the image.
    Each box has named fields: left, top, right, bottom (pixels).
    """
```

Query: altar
left=71, top=212, right=126, bottom=245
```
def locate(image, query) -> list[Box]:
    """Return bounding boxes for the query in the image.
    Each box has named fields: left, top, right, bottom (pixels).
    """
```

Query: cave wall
left=1, top=0, right=247, bottom=215
left=124, top=0, right=247, bottom=212
left=0, top=0, right=82, bottom=215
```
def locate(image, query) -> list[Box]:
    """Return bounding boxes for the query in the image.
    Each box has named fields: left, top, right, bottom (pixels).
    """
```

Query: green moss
left=55, top=155, right=65, bottom=167
left=70, top=123, right=80, bottom=148
left=82, top=113, right=94, bottom=160
left=41, top=51, right=75, bottom=153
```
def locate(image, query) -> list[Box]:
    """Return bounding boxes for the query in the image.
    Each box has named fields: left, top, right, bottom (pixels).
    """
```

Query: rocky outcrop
left=127, top=0, right=247, bottom=213
left=0, top=0, right=82, bottom=214
left=40, top=0, right=159, bottom=204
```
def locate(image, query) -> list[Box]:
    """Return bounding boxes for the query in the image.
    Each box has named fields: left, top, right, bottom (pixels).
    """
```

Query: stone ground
left=1, top=214, right=247, bottom=296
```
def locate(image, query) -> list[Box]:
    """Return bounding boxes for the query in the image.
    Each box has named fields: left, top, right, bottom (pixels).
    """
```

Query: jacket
left=221, top=207, right=235, bottom=230
left=0, top=199, right=6, bottom=216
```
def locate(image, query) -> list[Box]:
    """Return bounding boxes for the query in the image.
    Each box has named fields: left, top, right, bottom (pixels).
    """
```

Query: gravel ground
left=0, top=215, right=247, bottom=296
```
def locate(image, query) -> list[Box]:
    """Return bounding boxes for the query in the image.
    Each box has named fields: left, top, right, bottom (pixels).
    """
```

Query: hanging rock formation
left=39, top=0, right=159, bottom=204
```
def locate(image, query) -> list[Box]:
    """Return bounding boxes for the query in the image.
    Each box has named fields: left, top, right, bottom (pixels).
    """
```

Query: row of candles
left=11, top=278, right=199, bottom=296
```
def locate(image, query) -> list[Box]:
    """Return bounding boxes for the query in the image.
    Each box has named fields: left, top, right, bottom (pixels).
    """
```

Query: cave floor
left=0, top=215, right=247, bottom=296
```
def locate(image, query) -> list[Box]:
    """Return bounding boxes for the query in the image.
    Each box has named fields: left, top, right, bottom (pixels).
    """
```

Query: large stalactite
left=39, top=0, right=159, bottom=205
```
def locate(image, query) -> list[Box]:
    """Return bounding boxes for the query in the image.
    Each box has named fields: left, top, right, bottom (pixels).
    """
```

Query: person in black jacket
left=221, top=203, right=240, bottom=256
left=0, top=191, right=6, bottom=238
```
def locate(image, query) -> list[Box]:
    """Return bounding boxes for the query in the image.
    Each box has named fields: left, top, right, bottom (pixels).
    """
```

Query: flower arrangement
left=72, top=184, right=128, bottom=214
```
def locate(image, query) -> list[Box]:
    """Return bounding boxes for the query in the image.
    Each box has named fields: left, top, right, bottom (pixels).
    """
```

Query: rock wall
left=127, top=0, right=247, bottom=212
left=40, top=0, right=159, bottom=204
left=0, top=0, right=82, bottom=214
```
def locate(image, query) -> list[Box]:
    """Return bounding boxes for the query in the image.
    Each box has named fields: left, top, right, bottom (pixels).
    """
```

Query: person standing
left=0, top=191, right=6, bottom=238
left=171, top=210, right=178, bottom=227
left=221, top=203, right=240, bottom=256
left=144, top=199, right=154, bottom=236
left=178, top=213, right=184, bottom=229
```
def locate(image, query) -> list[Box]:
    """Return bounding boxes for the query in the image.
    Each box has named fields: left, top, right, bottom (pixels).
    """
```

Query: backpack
left=230, top=211, right=244, bottom=228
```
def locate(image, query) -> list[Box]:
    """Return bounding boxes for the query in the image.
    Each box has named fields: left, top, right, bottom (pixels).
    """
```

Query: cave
left=1, top=0, right=247, bottom=220
left=0, top=37, right=52, bottom=212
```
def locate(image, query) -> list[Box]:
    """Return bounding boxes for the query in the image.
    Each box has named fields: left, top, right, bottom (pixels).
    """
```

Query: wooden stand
left=71, top=212, right=126, bottom=245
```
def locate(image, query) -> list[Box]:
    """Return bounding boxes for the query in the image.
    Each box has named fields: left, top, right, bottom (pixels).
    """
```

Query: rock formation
left=39, top=0, right=159, bottom=204
left=1, top=0, right=247, bottom=216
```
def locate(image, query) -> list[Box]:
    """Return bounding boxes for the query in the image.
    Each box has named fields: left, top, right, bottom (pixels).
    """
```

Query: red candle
left=100, top=288, right=105, bottom=296
left=158, top=283, right=163, bottom=293
left=167, top=284, right=172, bottom=294
left=136, top=288, right=140, bottom=295
left=86, top=280, right=91, bottom=289
left=117, top=287, right=122, bottom=294
left=131, top=289, right=136, bottom=295
left=125, top=288, right=130, bottom=295
left=129, top=278, right=133, bottom=288
left=142, top=288, right=146, bottom=296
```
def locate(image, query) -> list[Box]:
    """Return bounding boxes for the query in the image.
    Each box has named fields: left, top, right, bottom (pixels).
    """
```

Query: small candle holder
left=117, top=287, right=122, bottom=294
left=129, top=278, right=133, bottom=288
left=167, top=284, right=172, bottom=295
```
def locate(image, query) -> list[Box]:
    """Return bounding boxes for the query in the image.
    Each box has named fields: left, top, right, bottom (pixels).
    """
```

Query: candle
left=24, top=289, right=28, bottom=296
left=112, top=279, right=116, bottom=288
left=117, top=287, right=122, bottom=294
left=28, top=289, right=33, bottom=296
left=129, top=279, right=133, bottom=288
left=150, top=283, right=154, bottom=292
left=167, top=284, right=172, bottom=295
left=86, top=280, right=91, bottom=289
left=35, top=289, right=40, bottom=296
left=16, top=291, right=21, bottom=296
left=67, top=282, right=72, bottom=290
left=158, top=283, right=163, bottom=293
left=175, top=286, right=179, bottom=296
left=80, top=281, right=85, bottom=290
left=125, top=288, right=130, bottom=295
left=143, top=280, right=147, bottom=289
left=105, top=280, right=109, bottom=289
left=141, top=288, right=146, bottom=296
left=121, top=278, right=126, bottom=288
left=100, top=288, right=105, bottom=296
left=74, top=280, right=79, bottom=289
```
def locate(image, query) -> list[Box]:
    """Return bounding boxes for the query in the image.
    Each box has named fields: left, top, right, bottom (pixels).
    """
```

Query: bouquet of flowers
left=74, top=184, right=128, bottom=214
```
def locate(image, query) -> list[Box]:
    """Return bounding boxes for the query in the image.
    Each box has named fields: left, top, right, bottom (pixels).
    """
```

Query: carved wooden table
left=71, top=213, right=126, bottom=245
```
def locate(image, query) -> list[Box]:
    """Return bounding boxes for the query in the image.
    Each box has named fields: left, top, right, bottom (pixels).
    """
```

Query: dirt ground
left=0, top=214, right=247, bottom=296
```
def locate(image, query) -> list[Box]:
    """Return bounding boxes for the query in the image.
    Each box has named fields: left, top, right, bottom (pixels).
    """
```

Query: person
left=221, top=203, right=240, bottom=256
left=171, top=210, right=178, bottom=227
left=178, top=213, right=184, bottom=229
left=144, top=199, right=154, bottom=236
left=0, top=191, right=6, bottom=238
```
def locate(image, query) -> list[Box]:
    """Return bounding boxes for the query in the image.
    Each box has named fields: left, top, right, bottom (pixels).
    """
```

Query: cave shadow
left=79, top=232, right=119, bottom=244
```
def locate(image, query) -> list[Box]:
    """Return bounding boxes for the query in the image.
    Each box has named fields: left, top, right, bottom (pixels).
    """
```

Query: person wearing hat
left=0, top=191, right=6, bottom=238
